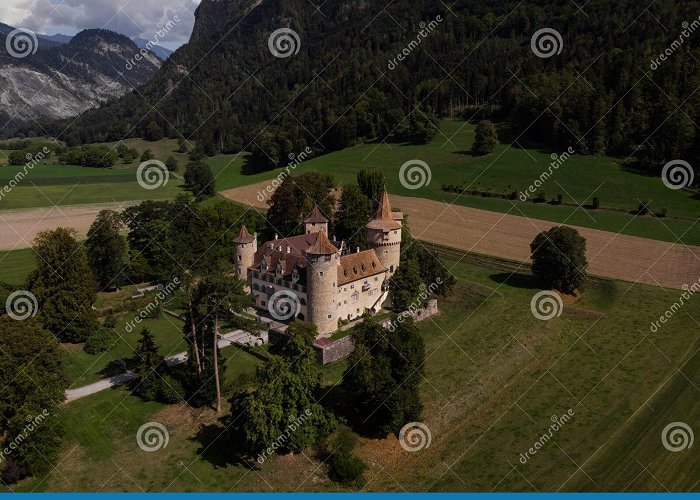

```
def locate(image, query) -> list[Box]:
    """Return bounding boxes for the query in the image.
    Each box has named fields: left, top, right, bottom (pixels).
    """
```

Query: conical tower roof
left=304, top=205, right=329, bottom=224
left=306, top=228, right=338, bottom=255
left=367, top=186, right=401, bottom=230
left=233, top=225, right=255, bottom=244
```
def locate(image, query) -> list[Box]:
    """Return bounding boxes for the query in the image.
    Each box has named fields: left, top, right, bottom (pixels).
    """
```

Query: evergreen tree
left=336, top=184, right=371, bottom=251
left=472, top=120, right=499, bottom=155
left=390, top=259, right=423, bottom=312
left=530, top=226, right=588, bottom=293
left=356, top=170, right=385, bottom=209
left=165, top=156, right=178, bottom=172
left=27, top=228, right=98, bottom=343
left=342, top=315, right=424, bottom=436
left=85, top=209, right=127, bottom=291
left=132, top=328, right=164, bottom=401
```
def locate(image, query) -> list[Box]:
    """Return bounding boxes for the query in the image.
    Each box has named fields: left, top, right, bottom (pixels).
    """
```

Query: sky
left=0, top=0, right=200, bottom=50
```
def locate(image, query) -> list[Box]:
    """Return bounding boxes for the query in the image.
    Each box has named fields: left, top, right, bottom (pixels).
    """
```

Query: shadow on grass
left=489, top=272, right=541, bottom=290
left=193, top=419, right=257, bottom=470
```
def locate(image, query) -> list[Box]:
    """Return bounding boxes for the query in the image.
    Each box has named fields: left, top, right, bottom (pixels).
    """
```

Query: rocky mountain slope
left=0, top=28, right=160, bottom=126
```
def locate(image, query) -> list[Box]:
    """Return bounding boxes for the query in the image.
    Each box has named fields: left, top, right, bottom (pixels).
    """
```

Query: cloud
left=1, top=0, right=198, bottom=46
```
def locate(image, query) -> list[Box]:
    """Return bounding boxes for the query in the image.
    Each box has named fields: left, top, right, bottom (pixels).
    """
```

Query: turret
left=366, top=187, right=402, bottom=277
left=233, top=225, right=256, bottom=281
left=305, top=230, right=339, bottom=336
left=304, top=206, right=329, bottom=234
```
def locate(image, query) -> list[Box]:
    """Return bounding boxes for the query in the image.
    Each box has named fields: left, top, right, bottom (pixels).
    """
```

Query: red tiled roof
left=338, top=249, right=386, bottom=285
left=233, top=225, right=255, bottom=244
left=304, top=205, right=329, bottom=224
left=306, top=229, right=339, bottom=255
left=367, top=187, right=402, bottom=231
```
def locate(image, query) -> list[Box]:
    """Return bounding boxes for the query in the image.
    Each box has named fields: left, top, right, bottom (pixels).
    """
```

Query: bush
left=165, top=156, right=178, bottom=172
left=140, top=149, right=154, bottom=162
left=325, top=426, right=366, bottom=486
left=158, top=374, right=185, bottom=403
left=84, top=327, right=118, bottom=354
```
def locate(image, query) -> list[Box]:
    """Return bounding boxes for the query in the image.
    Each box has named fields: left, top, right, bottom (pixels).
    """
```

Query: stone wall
left=313, top=299, right=439, bottom=365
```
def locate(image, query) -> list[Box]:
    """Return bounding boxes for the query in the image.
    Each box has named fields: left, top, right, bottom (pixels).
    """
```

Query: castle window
left=237, top=255, right=241, bottom=262
left=319, top=271, right=324, bottom=277
left=344, top=269, right=348, bottom=277
left=372, top=261, right=376, bottom=268
left=327, top=314, right=332, bottom=319
left=361, top=264, right=365, bottom=271
left=353, top=266, right=358, bottom=274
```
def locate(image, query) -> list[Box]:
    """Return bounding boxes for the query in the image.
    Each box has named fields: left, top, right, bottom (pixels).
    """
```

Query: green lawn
left=0, top=247, right=36, bottom=285
left=8, top=252, right=697, bottom=492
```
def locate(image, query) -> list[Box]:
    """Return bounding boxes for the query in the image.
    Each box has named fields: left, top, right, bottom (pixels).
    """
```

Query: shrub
left=140, top=149, right=154, bottom=162
left=325, top=426, right=366, bottom=486
left=84, top=327, right=118, bottom=354
left=592, top=196, right=600, bottom=209
left=158, top=374, right=186, bottom=404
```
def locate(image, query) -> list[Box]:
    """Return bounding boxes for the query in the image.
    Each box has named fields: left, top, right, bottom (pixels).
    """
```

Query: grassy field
left=7, top=250, right=697, bottom=492
left=0, top=247, right=36, bottom=285
left=2, top=124, right=698, bottom=244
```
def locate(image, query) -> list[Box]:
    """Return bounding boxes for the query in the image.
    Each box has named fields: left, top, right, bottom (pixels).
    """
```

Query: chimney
left=286, top=246, right=290, bottom=254
left=275, top=234, right=279, bottom=240
left=356, top=247, right=360, bottom=253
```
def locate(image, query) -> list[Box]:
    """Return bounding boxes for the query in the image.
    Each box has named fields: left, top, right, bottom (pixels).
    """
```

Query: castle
left=233, top=187, right=403, bottom=336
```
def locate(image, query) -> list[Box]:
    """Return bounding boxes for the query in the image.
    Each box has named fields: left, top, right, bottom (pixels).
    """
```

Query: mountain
left=132, top=38, right=173, bottom=61
left=0, top=28, right=160, bottom=127
left=27, top=0, right=700, bottom=172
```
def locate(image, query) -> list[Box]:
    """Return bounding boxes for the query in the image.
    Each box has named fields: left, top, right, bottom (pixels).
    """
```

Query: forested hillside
left=33, top=0, right=700, bottom=176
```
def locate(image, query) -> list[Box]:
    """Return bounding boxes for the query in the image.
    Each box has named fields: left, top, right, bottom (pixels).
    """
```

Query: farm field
left=9, top=255, right=699, bottom=492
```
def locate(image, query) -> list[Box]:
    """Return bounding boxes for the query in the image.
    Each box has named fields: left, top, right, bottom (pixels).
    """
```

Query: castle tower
left=233, top=225, right=256, bottom=281
left=305, top=230, right=339, bottom=336
left=367, top=187, right=402, bottom=277
left=304, top=206, right=329, bottom=234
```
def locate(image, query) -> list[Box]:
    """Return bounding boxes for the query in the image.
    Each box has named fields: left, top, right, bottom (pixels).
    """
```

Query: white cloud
left=0, top=0, right=198, bottom=46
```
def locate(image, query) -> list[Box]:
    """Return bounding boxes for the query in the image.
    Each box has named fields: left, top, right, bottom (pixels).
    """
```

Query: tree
left=342, top=315, right=424, bottom=436
left=472, top=120, right=499, bottom=155
left=184, top=160, right=215, bottom=200
left=336, top=184, right=371, bottom=251
left=132, top=328, right=164, bottom=401
left=27, top=228, right=98, bottom=343
left=122, top=200, right=173, bottom=282
left=390, top=259, right=424, bottom=312
left=8, top=150, right=27, bottom=165
left=165, top=156, right=178, bottom=172
left=530, top=226, right=588, bottom=293
left=140, top=149, right=154, bottom=162
left=325, top=426, right=367, bottom=486
left=357, top=170, right=384, bottom=209
left=85, top=209, right=127, bottom=290
left=0, top=317, right=66, bottom=482
left=401, top=225, right=456, bottom=297
left=227, top=321, right=336, bottom=458
left=266, top=172, right=335, bottom=238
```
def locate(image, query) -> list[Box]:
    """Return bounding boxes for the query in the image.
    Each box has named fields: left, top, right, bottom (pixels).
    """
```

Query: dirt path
left=0, top=202, right=137, bottom=251
left=221, top=182, right=700, bottom=290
